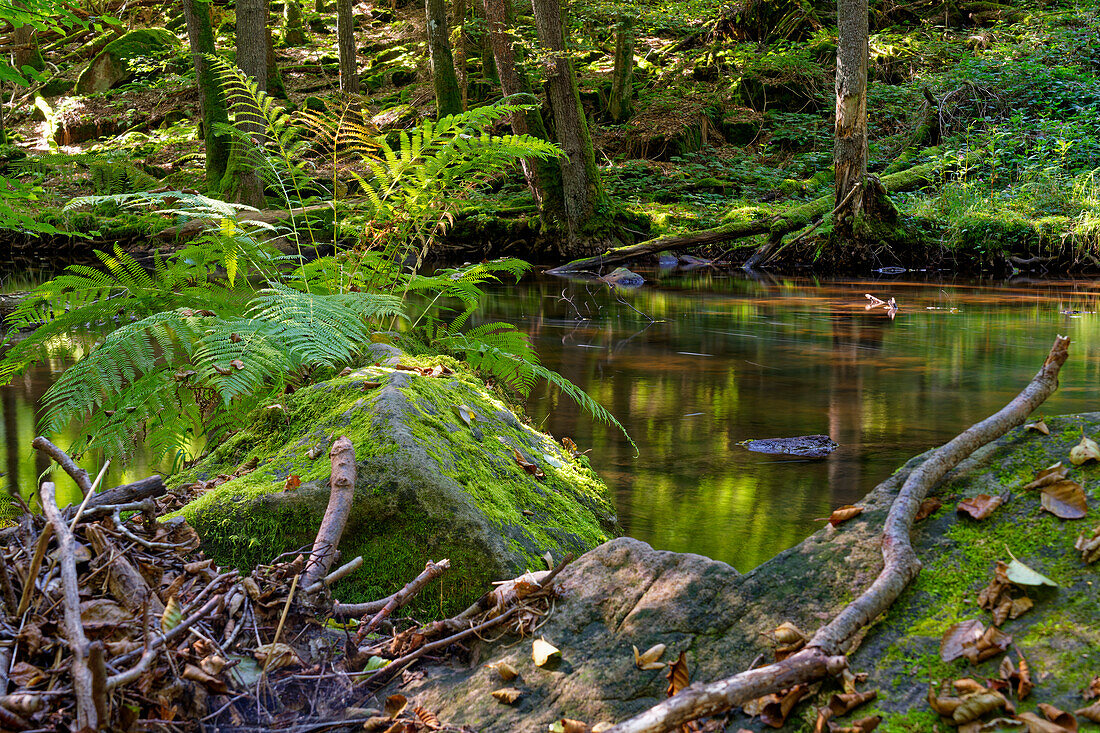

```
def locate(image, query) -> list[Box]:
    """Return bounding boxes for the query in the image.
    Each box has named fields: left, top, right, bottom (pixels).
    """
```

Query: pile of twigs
left=0, top=435, right=570, bottom=732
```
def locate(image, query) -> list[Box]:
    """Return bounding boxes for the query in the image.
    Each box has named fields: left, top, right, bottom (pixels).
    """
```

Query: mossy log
left=546, top=159, right=938, bottom=274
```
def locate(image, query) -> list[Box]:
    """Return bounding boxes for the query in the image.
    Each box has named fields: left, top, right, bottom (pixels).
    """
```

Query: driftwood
left=546, top=160, right=938, bottom=275
left=302, top=436, right=357, bottom=591
left=31, top=436, right=92, bottom=496
left=604, top=335, right=1071, bottom=733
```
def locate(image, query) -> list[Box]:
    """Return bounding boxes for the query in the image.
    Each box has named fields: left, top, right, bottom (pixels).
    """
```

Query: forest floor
left=1, top=0, right=1099, bottom=273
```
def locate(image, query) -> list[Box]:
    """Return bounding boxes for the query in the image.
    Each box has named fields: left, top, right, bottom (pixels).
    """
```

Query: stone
left=370, top=104, right=418, bottom=131
left=396, top=413, right=1100, bottom=730
left=75, top=29, right=179, bottom=95
left=743, top=434, right=838, bottom=458
left=172, top=348, right=618, bottom=613
left=599, top=267, right=645, bottom=288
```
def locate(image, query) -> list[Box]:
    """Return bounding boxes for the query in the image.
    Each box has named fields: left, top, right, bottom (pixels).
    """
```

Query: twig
left=604, top=335, right=1071, bottom=733
left=351, top=559, right=451, bottom=640
left=261, top=574, right=300, bottom=679
left=108, top=595, right=223, bottom=673
left=39, top=481, right=98, bottom=730
left=302, top=437, right=356, bottom=591
left=32, top=437, right=92, bottom=497
left=110, top=509, right=189, bottom=550
left=69, top=460, right=110, bottom=532
left=303, top=555, right=363, bottom=595
left=15, top=526, right=53, bottom=618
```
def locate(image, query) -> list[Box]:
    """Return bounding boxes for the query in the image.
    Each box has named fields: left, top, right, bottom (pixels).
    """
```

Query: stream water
left=3, top=269, right=1099, bottom=571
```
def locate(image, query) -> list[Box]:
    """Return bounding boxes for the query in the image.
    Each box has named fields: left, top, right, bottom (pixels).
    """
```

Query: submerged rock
left=599, top=267, right=645, bottom=288
left=172, top=349, right=618, bottom=613
left=397, top=414, right=1100, bottom=730
left=743, top=434, right=838, bottom=458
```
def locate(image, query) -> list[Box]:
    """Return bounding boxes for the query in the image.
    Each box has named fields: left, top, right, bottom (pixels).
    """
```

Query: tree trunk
left=609, top=14, right=635, bottom=123
left=337, top=0, right=359, bottom=93
left=453, top=0, right=468, bottom=110
left=530, top=0, right=607, bottom=249
left=833, top=0, right=869, bottom=231
left=266, top=24, right=287, bottom=97
left=426, top=0, right=463, bottom=117
left=481, top=0, right=562, bottom=212
left=225, top=0, right=268, bottom=208
left=182, top=0, right=232, bottom=191
left=13, top=19, right=45, bottom=74
left=284, top=0, right=308, bottom=46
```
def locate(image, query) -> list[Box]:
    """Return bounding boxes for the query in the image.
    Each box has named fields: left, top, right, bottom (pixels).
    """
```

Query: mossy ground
left=170, top=355, right=617, bottom=615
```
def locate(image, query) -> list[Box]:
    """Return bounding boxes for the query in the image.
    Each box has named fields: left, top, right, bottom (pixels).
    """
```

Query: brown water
left=3, top=271, right=1099, bottom=569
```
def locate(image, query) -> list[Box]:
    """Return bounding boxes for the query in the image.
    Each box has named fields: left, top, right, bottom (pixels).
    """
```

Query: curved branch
left=605, top=335, right=1071, bottom=733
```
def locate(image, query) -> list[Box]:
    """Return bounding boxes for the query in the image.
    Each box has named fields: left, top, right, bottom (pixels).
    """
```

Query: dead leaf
left=560, top=720, right=591, bottom=733
left=633, top=643, right=667, bottom=670
left=1076, top=526, right=1100, bottom=563
left=941, top=619, right=985, bottom=662
left=230, top=359, right=245, bottom=370
left=412, top=706, right=440, bottom=729
left=230, top=333, right=242, bottom=343
left=1037, top=704, right=1077, bottom=731
left=1016, top=711, right=1075, bottom=732
left=488, top=661, right=518, bottom=681
left=562, top=437, right=580, bottom=456
left=491, top=687, right=523, bottom=704
left=965, top=626, right=1013, bottom=664
left=8, top=661, right=46, bottom=687
left=915, top=497, right=943, bottom=522
left=826, top=505, right=863, bottom=527
left=1005, top=557, right=1058, bottom=587
left=283, top=474, right=302, bottom=492
left=760, top=684, right=809, bottom=728
left=666, top=651, right=689, bottom=697
left=1023, top=462, right=1070, bottom=490
left=953, top=690, right=1008, bottom=724
left=1040, top=480, right=1088, bottom=519
left=80, top=598, right=130, bottom=630
left=1076, top=702, right=1100, bottom=723
left=772, top=621, right=806, bottom=646
left=532, top=638, right=560, bottom=666
left=1069, top=435, right=1100, bottom=465
left=255, top=642, right=300, bottom=670
left=182, top=663, right=227, bottom=693
left=384, top=694, right=408, bottom=719
left=827, top=689, right=878, bottom=718
left=161, top=596, right=182, bottom=632
left=512, top=448, right=545, bottom=479
left=361, top=381, right=382, bottom=390
left=828, top=716, right=881, bottom=733
left=1024, top=420, right=1050, bottom=435
left=213, top=364, right=232, bottom=375
left=958, top=495, right=1004, bottom=520
left=1085, top=676, right=1100, bottom=700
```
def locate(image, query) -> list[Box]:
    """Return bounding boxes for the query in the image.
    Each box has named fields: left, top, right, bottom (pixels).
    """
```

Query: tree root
left=604, top=335, right=1071, bottom=733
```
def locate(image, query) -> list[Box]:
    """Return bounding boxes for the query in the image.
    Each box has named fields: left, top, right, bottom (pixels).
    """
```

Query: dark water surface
left=3, top=270, right=1099, bottom=569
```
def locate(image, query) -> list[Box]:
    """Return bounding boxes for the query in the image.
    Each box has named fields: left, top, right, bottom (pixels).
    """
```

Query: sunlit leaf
left=283, top=474, right=301, bottom=491
left=532, top=638, right=560, bottom=666
left=1015, top=711, right=1075, bottom=732
left=161, top=596, right=182, bottom=632
left=384, top=693, right=408, bottom=718
left=1070, top=435, right=1100, bottom=466
left=633, top=643, right=667, bottom=670
left=666, top=651, right=689, bottom=697
left=487, top=661, right=518, bottom=681
left=824, top=505, right=863, bottom=527
left=1024, top=420, right=1050, bottom=435
left=490, top=687, right=523, bottom=704
left=1040, top=480, right=1088, bottom=519
left=1005, top=557, right=1058, bottom=587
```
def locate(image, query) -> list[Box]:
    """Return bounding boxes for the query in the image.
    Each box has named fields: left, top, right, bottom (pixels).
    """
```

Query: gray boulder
left=75, top=29, right=179, bottom=95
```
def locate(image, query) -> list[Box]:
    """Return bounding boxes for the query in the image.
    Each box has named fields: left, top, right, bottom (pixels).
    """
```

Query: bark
left=337, top=0, right=359, bottom=93
left=426, top=0, right=463, bottom=117
left=13, top=17, right=45, bottom=74
left=354, top=559, right=451, bottom=638
left=40, top=481, right=98, bottom=731
left=547, top=160, right=937, bottom=273
left=31, top=436, right=91, bottom=496
left=181, top=0, right=231, bottom=191
left=604, top=335, right=1072, bottom=733
left=226, top=0, right=268, bottom=208
left=266, top=25, right=287, bottom=98
left=284, top=0, right=308, bottom=46
left=530, top=0, right=607, bottom=248
left=609, top=15, right=635, bottom=123
left=302, top=437, right=357, bottom=591
left=833, top=0, right=869, bottom=230
left=453, top=0, right=468, bottom=110
left=481, top=0, right=562, bottom=212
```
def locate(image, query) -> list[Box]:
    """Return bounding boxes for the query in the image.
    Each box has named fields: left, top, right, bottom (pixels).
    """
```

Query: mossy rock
left=398, top=413, right=1100, bottom=730
left=171, top=348, right=618, bottom=615
left=75, top=29, right=179, bottom=95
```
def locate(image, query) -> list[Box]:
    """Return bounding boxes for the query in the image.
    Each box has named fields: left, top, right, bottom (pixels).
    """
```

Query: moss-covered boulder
left=173, top=351, right=618, bottom=614
left=75, top=29, right=179, bottom=95
left=397, top=413, right=1100, bottom=730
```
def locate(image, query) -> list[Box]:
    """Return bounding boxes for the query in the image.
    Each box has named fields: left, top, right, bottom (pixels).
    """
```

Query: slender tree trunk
left=182, top=0, right=231, bottom=191
left=337, top=0, right=359, bottom=93
left=834, top=0, right=869, bottom=231
left=226, top=0, right=268, bottom=207
left=13, top=20, right=45, bottom=74
left=530, top=0, right=606, bottom=249
left=266, top=24, right=287, bottom=97
left=482, top=0, right=562, bottom=212
left=284, top=0, right=308, bottom=46
left=453, top=0, right=468, bottom=110
left=426, top=0, right=462, bottom=117
left=609, top=14, right=635, bottom=123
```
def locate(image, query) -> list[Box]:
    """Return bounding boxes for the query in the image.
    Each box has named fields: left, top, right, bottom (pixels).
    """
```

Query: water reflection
left=476, top=273, right=1100, bottom=571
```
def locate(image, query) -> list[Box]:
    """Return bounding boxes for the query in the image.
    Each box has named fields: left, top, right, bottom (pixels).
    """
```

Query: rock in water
left=743, top=434, right=837, bottom=458
left=599, top=267, right=645, bottom=288
left=171, top=346, right=618, bottom=614
left=75, top=30, right=179, bottom=95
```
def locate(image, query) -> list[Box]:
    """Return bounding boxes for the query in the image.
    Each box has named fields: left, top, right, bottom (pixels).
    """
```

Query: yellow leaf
left=491, top=687, right=523, bottom=704
left=161, top=596, right=182, bottom=633
left=1069, top=435, right=1100, bottom=465
left=633, top=643, right=667, bottom=670
left=532, top=638, right=560, bottom=667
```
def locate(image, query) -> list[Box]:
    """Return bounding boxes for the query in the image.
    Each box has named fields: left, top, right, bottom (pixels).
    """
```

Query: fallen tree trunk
left=546, top=159, right=937, bottom=275
left=604, top=334, right=1071, bottom=733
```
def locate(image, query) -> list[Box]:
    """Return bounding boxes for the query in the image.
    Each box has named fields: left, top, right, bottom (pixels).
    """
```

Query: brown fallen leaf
left=412, top=706, right=441, bottom=729
left=966, top=626, right=1013, bottom=664
left=230, top=359, right=245, bottom=370
left=1076, top=702, right=1100, bottom=723
left=1016, top=711, right=1075, bottom=732
left=998, top=653, right=1033, bottom=700
left=560, top=720, right=591, bottom=733
left=1024, top=420, right=1050, bottom=435
left=941, top=619, right=985, bottom=662
left=488, top=661, right=518, bottom=681
left=666, top=651, right=689, bottom=697
left=772, top=621, right=806, bottom=646
left=1069, top=435, right=1100, bottom=466
left=1076, top=526, right=1100, bottom=563
left=825, top=505, right=864, bottom=527
left=8, top=661, right=46, bottom=688
left=1037, top=703, right=1077, bottom=731
left=182, top=663, right=228, bottom=693
left=958, top=494, right=1004, bottom=520
left=1085, top=675, right=1100, bottom=700
left=361, top=381, right=382, bottom=390
left=827, top=689, right=878, bottom=718
left=828, top=716, right=881, bottom=733
left=760, top=684, right=809, bottom=728
left=384, top=694, right=408, bottom=719
left=512, top=448, right=545, bottom=479
left=491, top=687, right=523, bottom=704
left=952, top=690, right=1008, bottom=724
left=915, top=497, right=943, bottom=522
left=1022, top=462, right=1071, bottom=491
left=1040, top=479, right=1088, bottom=519
left=213, top=364, right=232, bottom=375
left=254, top=642, right=300, bottom=670
left=283, top=474, right=301, bottom=492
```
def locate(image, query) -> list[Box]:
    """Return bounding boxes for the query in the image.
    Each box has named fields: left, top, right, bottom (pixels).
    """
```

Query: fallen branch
left=605, top=334, right=1071, bottom=733
left=39, top=481, right=98, bottom=730
left=354, top=559, right=451, bottom=640
left=304, top=555, right=363, bottom=595
left=302, top=437, right=356, bottom=592
left=32, top=436, right=92, bottom=497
